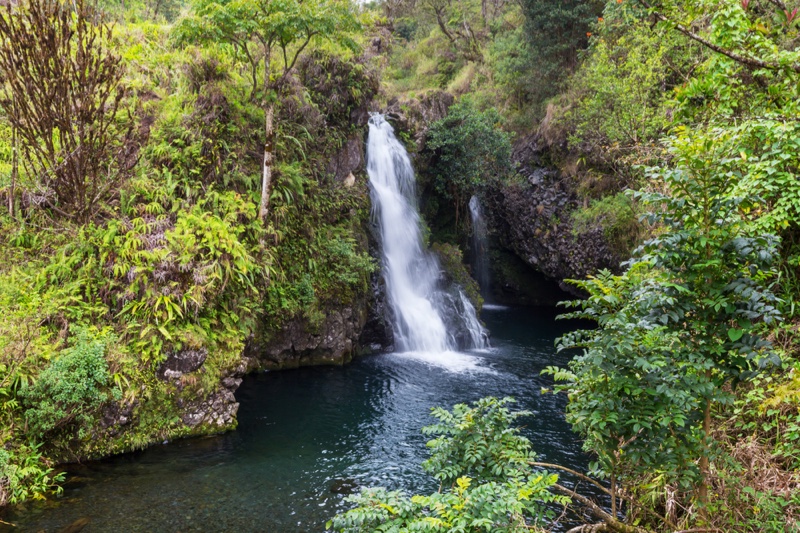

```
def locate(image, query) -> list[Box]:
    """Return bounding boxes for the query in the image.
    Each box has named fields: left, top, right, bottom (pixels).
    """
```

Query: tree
left=419, top=0, right=483, bottom=61
left=519, top=0, right=604, bottom=100
left=547, top=130, right=782, bottom=523
left=636, top=0, right=800, bottom=74
left=175, top=0, right=361, bottom=222
left=426, top=99, right=512, bottom=225
left=0, top=0, right=127, bottom=223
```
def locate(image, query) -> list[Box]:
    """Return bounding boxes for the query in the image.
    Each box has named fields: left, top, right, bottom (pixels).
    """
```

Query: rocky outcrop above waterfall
left=383, top=90, right=455, bottom=150
left=484, top=136, right=625, bottom=295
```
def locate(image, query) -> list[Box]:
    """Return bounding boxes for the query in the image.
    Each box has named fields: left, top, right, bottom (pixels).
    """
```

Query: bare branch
left=0, top=0, right=127, bottom=223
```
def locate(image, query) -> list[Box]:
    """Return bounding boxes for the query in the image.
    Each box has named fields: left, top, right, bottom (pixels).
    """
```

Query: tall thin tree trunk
left=9, top=99, right=17, bottom=218
left=258, top=49, right=274, bottom=222
left=259, top=104, right=274, bottom=221
left=698, top=395, right=711, bottom=515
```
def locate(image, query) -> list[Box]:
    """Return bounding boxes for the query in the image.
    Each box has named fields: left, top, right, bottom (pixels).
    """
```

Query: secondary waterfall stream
left=468, top=195, right=490, bottom=299
left=366, top=114, right=486, bottom=352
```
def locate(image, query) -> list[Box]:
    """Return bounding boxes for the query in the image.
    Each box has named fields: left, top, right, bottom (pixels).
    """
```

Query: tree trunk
left=698, top=395, right=711, bottom=515
left=258, top=48, right=274, bottom=223
left=259, top=104, right=274, bottom=221
left=9, top=101, right=17, bottom=218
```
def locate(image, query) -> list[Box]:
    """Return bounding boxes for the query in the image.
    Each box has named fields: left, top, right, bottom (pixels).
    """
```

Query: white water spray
left=367, top=114, right=487, bottom=353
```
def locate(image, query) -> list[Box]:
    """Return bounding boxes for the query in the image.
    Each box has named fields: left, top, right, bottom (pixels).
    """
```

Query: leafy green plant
left=328, top=397, right=567, bottom=533
left=0, top=443, right=64, bottom=506
left=547, top=126, right=783, bottom=525
left=20, top=326, right=114, bottom=438
left=571, top=192, right=639, bottom=255
left=426, top=99, right=512, bottom=224
left=520, top=0, right=604, bottom=98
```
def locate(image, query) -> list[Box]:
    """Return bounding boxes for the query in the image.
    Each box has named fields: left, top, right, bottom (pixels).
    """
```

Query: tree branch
left=764, top=0, right=787, bottom=11
left=530, top=462, right=612, bottom=496
left=552, top=483, right=654, bottom=533
left=639, top=0, right=800, bottom=73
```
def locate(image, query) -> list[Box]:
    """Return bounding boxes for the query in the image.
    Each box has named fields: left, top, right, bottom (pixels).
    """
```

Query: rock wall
left=244, top=304, right=370, bottom=370
left=484, top=136, right=625, bottom=296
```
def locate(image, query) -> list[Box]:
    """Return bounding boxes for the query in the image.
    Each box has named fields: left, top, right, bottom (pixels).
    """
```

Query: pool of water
left=3, top=306, right=595, bottom=532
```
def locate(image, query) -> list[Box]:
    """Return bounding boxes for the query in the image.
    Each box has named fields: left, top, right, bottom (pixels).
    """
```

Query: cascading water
left=468, top=195, right=490, bottom=299
left=367, top=114, right=487, bottom=352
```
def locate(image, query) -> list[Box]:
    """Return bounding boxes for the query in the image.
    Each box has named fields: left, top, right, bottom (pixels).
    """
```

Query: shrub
left=426, top=99, right=513, bottom=223
left=21, top=326, right=113, bottom=438
left=0, top=443, right=64, bottom=506
left=571, top=192, right=639, bottom=255
left=328, top=397, right=567, bottom=533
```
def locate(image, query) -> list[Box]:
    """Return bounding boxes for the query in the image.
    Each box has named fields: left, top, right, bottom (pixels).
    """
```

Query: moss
left=570, top=192, right=640, bottom=257
left=431, top=242, right=482, bottom=310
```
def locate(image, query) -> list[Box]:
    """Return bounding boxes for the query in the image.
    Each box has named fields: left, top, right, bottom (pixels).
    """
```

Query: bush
left=328, top=397, right=567, bottom=533
left=571, top=192, right=639, bottom=255
left=0, top=443, right=64, bottom=506
left=21, top=326, right=113, bottom=438
left=426, top=99, right=513, bottom=222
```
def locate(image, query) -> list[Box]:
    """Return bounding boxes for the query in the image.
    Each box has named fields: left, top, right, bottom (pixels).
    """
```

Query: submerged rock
left=57, top=517, right=90, bottom=533
left=329, top=478, right=359, bottom=495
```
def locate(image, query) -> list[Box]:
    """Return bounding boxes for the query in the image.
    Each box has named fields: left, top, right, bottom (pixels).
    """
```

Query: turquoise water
left=3, top=306, right=595, bottom=532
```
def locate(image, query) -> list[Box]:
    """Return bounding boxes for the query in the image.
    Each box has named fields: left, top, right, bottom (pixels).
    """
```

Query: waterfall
left=468, top=195, right=490, bottom=299
left=367, top=114, right=487, bottom=353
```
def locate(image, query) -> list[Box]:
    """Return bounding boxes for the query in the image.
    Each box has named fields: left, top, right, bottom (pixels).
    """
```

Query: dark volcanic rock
left=328, top=135, right=365, bottom=182
left=359, top=271, right=394, bottom=353
left=485, top=136, right=624, bottom=295
left=156, top=348, right=208, bottom=381
left=383, top=90, right=455, bottom=150
left=245, top=305, right=370, bottom=370
left=98, top=400, right=136, bottom=436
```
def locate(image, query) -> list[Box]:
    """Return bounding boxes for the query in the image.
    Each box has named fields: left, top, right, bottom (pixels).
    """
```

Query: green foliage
left=571, top=192, right=639, bottom=255
left=519, top=0, right=604, bottom=98
left=175, top=0, right=362, bottom=98
left=426, top=100, right=512, bottom=218
left=732, top=362, right=800, bottom=469
left=547, top=117, right=783, bottom=521
left=20, top=326, right=113, bottom=438
left=328, top=397, right=568, bottom=533
left=560, top=16, right=686, bottom=178
left=487, top=27, right=536, bottom=111
left=262, top=180, right=375, bottom=325
left=422, top=397, right=536, bottom=484
left=547, top=268, right=707, bottom=489
left=0, top=443, right=64, bottom=506
left=430, top=242, right=482, bottom=310
left=143, top=85, right=262, bottom=200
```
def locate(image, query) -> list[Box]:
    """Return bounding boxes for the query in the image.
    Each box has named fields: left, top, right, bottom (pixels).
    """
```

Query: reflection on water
left=3, top=307, right=595, bottom=532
